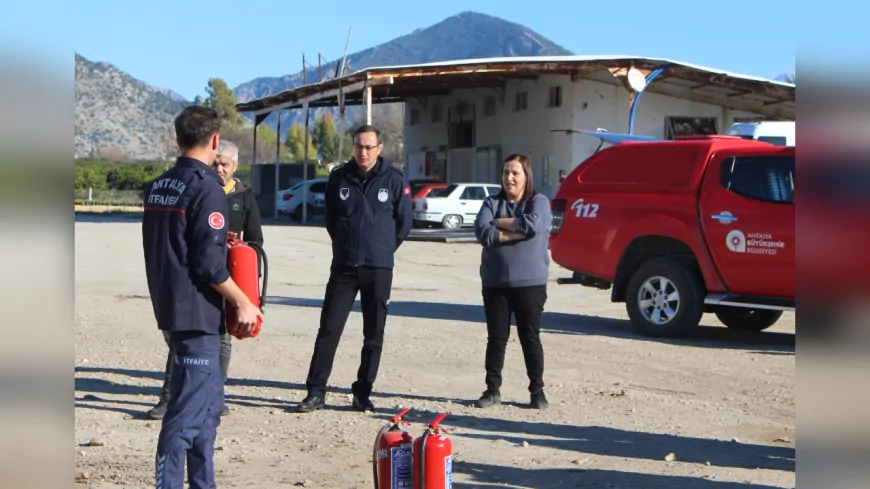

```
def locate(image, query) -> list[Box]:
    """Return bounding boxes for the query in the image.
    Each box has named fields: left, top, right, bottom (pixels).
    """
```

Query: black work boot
left=352, top=394, right=375, bottom=412
left=146, top=399, right=168, bottom=420
left=475, top=390, right=501, bottom=408
left=297, top=394, right=326, bottom=413
left=530, top=391, right=549, bottom=410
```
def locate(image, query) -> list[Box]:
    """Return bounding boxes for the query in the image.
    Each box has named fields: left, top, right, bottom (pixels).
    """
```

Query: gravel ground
left=74, top=217, right=795, bottom=488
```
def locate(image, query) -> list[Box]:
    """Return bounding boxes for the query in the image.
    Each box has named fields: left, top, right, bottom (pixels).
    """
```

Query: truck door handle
left=711, top=213, right=738, bottom=224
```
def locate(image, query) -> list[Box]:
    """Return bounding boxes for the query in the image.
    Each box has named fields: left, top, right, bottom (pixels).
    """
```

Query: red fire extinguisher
left=225, top=232, right=268, bottom=339
left=413, top=414, right=453, bottom=489
left=373, top=408, right=414, bottom=489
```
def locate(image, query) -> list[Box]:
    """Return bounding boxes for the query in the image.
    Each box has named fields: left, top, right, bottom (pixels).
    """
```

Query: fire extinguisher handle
left=246, top=241, right=268, bottom=312
left=429, top=413, right=449, bottom=430
left=390, top=407, right=411, bottom=422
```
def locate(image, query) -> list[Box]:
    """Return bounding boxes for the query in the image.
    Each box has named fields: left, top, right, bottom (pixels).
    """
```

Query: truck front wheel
left=625, top=258, right=705, bottom=338
left=714, top=308, right=782, bottom=332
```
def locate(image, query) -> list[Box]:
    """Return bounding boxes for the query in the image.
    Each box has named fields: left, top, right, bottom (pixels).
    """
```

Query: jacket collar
left=348, top=156, right=387, bottom=179
left=227, top=178, right=246, bottom=194
left=176, top=156, right=222, bottom=184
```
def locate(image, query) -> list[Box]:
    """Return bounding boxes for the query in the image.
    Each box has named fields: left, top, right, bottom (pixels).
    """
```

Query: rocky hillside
left=73, top=12, right=571, bottom=161
left=75, top=53, right=190, bottom=161
left=232, top=11, right=573, bottom=131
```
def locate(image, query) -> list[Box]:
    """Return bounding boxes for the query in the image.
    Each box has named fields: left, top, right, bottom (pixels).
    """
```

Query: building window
left=514, top=91, right=528, bottom=112
left=483, top=96, right=496, bottom=116
left=449, top=122, right=474, bottom=148
left=548, top=86, right=562, bottom=108
left=431, top=104, right=442, bottom=123
left=409, top=108, right=421, bottom=126
left=664, top=116, right=718, bottom=140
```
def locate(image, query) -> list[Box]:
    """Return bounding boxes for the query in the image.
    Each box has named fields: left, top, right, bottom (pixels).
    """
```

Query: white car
left=276, top=178, right=328, bottom=221
left=413, top=182, right=502, bottom=229
left=725, top=121, right=795, bottom=146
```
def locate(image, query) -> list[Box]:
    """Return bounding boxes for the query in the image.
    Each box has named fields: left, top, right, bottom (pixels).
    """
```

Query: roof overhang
left=235, top=55, right=795, bottom=119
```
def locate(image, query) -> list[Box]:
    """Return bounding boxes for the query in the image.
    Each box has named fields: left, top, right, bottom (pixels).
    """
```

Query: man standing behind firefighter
left=297, top=124, right=413, bottom=413
left=146, top=139, right=264, bottom=420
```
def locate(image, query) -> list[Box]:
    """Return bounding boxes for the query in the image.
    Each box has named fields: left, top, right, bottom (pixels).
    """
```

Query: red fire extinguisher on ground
left=373, top=408, right=414, bottom=489
left=225, top=232, right=268, bottom=339
left=413, top=414, right=453, bottom=489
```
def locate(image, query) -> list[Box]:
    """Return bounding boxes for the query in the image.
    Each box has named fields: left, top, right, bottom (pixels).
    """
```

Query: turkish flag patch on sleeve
left=403, top=187, right=410, bottom=195
left=208, top=212, right=225, bottom=230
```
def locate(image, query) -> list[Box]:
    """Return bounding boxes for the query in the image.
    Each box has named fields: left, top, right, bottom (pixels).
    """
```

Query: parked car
left=413, top=182, right=502, bottom=229
left=275, top=178, right=328, bottom=221
left=410, top=182, right=448, bottom=200
left=410, top=183, right=449, bottom=223
left=549, top=133, right=795, bottom=337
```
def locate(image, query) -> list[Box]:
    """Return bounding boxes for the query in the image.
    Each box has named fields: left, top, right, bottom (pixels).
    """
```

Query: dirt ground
left=74, top=217, right=795, bottom=489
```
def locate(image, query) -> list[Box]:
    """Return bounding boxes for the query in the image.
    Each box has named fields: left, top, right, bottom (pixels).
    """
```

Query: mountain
left=75, top=53, right=191, bottom=160
left=73, top=12, right=572, bottom=162
left=232, top=11, right=573, bottom=131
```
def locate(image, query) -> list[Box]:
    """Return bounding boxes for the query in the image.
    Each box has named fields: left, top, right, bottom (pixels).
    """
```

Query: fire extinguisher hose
left=245, top=241, right=268, bottom=313
left=417, top=429, right=430, bottom=489
left=372, top=424, right=387, bottom=489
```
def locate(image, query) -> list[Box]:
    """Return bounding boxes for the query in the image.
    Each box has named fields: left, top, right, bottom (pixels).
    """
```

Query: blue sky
left=8, top=0, right=864, bottom=101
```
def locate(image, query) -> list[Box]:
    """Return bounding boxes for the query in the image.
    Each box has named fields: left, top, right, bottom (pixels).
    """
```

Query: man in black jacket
left=146, top=139, right=264, bottom=420
left=213, top=140, right=264, bottom=246
left=298, top=124, right=413, bottom=413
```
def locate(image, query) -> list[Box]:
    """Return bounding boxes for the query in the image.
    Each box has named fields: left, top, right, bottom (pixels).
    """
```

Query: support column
left=273, top=111, right=282, bottom=219
left=365, top=84, right=372, bottom=125
left=302, top=101, right=310, bottom=223
left=337, top=83, right=346, bottom=164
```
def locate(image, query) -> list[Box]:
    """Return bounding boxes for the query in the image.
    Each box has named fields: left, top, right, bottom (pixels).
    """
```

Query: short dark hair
left=501, top=153, right=535, bottom=205
left=174, top=106, right=221, bottom=150
left=353, top=124, right=381, bottom=143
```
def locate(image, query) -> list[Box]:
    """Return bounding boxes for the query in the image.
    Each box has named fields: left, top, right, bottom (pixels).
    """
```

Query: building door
left=448, top=148, right=474, bottom=183
left=534, top=154, right=552, bottom=197
left=407, top=152, right=426, bottom=180
left=473, top=146, right=502, bottom=184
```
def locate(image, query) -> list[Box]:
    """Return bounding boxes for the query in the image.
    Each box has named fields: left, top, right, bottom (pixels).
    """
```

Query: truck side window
left=720, top=155, right=795, bottom=204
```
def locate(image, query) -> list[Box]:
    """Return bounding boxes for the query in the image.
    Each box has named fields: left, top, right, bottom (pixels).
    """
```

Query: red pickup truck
left=549, top=132, right=795, bottom=337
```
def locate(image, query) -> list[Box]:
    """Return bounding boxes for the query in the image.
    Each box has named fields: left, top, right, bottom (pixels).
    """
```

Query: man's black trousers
left=155, top=331, right=222, bottom=489
left=481, top=285, right=547, bottom=395
left=305, top=265, right=393, bottom=400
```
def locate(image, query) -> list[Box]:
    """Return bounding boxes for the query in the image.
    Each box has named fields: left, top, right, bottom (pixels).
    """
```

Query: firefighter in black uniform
left=298, top=124, right=413, bottom=413
left=142, top=105, right=263, bottom=489
left=146, top=139, right=264, bottom=421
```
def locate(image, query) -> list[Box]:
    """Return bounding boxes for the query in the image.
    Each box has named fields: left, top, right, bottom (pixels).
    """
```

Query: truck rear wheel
left=625, top=258, right=705, bottom=338
left=714, top=308, right=782, bottom=332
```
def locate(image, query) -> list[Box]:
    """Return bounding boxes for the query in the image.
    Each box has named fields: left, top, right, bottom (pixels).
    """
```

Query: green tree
left=285, top=122, right=318, bottom=162
left=255, top=123, right=278, bottom=147
left=339, top=131, right=354, bottom=162
left=202, top=78, right=244, bottom=131
left=313, top=113, right=339, bottom=162
left=75, top=161, right=109, bottom=190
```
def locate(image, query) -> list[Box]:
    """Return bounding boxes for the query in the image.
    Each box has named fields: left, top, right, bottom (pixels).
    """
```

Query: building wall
left=402, top=74, right=766, bottom=194
left=568, top=78, right=763, bottom=173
